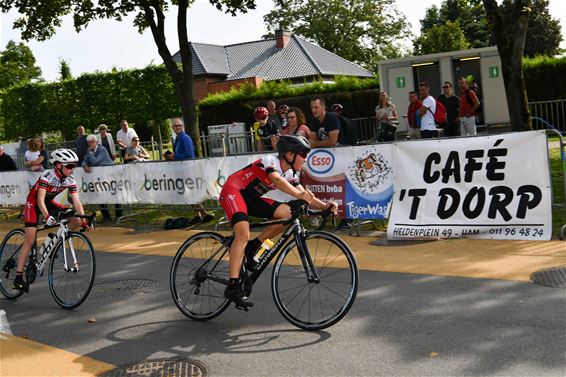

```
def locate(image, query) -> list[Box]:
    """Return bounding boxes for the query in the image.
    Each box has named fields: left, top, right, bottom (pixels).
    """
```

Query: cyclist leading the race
left=218, top=135, right=337, bottom=308
left=12, top=148, right=91, bottom=293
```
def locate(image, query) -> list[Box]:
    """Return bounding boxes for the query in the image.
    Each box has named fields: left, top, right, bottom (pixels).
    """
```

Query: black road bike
left=0, top=209, right=96, bottom=309
left=170, top=200, right=358, bottom=330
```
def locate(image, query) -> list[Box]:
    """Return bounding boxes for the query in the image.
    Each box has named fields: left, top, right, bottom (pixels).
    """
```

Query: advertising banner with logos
left=0, top=146, right=396, bottom=217
left=0, top=132, right=553, bottom=242
left=0, top=156, right=252, bottom=206
left=301, top=145, right=395, bottom=220
left=387, top=131, right=553, bottom=240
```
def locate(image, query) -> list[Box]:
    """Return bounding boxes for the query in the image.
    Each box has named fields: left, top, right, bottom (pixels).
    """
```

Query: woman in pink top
left=273, top=107, right=311, bottom=151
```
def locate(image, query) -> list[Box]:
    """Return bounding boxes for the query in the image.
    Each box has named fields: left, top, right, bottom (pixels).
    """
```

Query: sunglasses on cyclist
left=297, top=152, right=308, bottom=159
left=63, top=163, right=77, bottom=169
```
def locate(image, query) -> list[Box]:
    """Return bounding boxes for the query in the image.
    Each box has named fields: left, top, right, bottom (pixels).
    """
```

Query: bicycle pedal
left=234, top=304, right=250, bottom=312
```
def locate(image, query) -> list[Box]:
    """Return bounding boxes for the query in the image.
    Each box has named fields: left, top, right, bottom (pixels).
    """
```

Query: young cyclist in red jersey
left=218, top=135, right=337, bottom=308
left=12, top=149, right=91, bottom=293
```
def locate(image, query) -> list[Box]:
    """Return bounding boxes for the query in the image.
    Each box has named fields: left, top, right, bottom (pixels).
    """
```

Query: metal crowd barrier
left=530, top=99, right=566, bottom=134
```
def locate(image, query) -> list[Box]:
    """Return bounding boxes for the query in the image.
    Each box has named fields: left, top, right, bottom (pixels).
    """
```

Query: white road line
left=0, top=309, right=13, bottom=335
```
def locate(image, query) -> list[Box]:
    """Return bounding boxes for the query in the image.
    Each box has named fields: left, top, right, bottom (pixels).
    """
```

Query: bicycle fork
left=63, top=235, right=80, bottom=272
left=294, top=232, right=320, bottom=284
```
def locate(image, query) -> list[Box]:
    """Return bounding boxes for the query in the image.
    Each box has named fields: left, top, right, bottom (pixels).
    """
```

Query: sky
left=1, top=0, right=565, bottom=82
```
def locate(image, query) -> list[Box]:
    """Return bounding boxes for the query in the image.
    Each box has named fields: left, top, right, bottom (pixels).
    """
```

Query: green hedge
left=0, top=65, right=179, bottom=141
left=198, top=76, right=380, bottom=129
left=523, top=56, right=566, bottom=101
left=2, top=56, right=565, bottom=142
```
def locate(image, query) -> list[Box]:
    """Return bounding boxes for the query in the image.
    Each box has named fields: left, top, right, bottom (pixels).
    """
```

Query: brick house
left=172, top=30, right=374, bottom=101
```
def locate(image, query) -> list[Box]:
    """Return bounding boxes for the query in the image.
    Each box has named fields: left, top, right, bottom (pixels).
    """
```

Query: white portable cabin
left=377, top=46, right=510, bottom=133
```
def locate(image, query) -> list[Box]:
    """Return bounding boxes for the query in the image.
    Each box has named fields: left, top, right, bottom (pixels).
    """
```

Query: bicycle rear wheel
left=0, top=229, right=26, bottom=299
left=272, top=231, right=358, bottom=330
left=170, top=232, right=231, bottom=321
left=49, top=232, right=96, bottom=309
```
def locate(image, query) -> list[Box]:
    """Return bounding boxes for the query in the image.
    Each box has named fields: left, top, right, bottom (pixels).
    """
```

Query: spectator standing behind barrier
left=83, top=134, right=123, bottom=223
left=116, top=120, right=138, bottom=161
left=252, top=106, right=279, bottom=151
left=273, top=107, right=311, bottom=151
left=406, top=91, right=422, bottom=140
left=437, top=81, right=460, bottom=137
left=39, top=138, right=49, bottom=170
left=75, top=126, right=88, bottom=164
left=279, top=107, right=311, bottom=139
left=458, top=76, right=480, bottom=136
left=164, top=118, right=214, bottom=226
left=24, top=137, right=45, bottom=172
left=375, top=91, right=398, bottom=126
left=163, top=118, right=194, bottom=161
left=375, top=91, right=398, bottom=142
left=331, top=103, right=359, bottom=146
left=124, top=137, right=150, bottom=163
left=418, top=82, right=438, bottom=139
left=279, top=104, right=289, bottom=130
left=267, top=100, right=282, bottom=131
left=309, top=96, right=341, bottom=148
left=97, top=124, right=117, bottom=160
left=0, top=145, right=18, bottom=171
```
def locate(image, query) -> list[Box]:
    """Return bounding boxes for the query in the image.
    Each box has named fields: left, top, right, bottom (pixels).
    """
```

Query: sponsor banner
left=0, top=171, right=39, bottom=205
left=387, top=131, right=552, bottom=240
left=0, top=155, right=260, bottom=206
left=0, top=148, right=396, bottom=219
left=302, top=145, right=395, bottom=219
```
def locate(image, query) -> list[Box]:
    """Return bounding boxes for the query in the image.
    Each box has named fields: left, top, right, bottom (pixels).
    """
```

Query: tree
left=0, top=40, right=42, bottom=90
left=58, top=58, right=72, bottom=80
left=419, top=0, right=492, bottom=49
left=0, top=0, right=256, bottom=153
left=420, top=0, right=561, bottom=57
left=523, top=0, right=562, bottom=57
left=263, top=0, right=411, bottom=72
left=483, top=0, right=531, bottom=131
left=413, top=20, right=470, bottom=55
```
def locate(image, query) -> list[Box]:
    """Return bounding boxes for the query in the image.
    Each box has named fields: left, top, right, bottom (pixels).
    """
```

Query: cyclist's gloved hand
left=45, top=216, right=58, bottom=226
left=81, top=219, right=92, bottom=231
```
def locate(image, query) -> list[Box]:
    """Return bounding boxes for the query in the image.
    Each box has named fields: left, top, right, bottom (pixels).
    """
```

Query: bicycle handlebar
left=285, top=200, right=335, bottom=229
left=38, top=209, right=97, bottom=231
left=247, top=200, right=335, bottom=229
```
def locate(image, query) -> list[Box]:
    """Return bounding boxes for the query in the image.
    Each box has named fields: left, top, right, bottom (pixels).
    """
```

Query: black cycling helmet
left=331, top=103, right=343, bottom=113
left=277, top=135, right=311, bottom=155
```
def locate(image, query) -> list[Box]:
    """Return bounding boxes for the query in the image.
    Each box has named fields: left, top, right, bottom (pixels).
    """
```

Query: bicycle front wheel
left=0, top=229, right=26, bottom=299
left=272, top=231, right=358, bottom=331
left=49, top=232, right=96, bottom=309
left=170, top=232, right=231, bottom=321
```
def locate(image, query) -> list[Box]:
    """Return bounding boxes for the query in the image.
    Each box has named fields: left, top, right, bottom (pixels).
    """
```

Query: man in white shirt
left=115, top=120, right=138, bottom=161
left=418, top=82, right=438, bottom=139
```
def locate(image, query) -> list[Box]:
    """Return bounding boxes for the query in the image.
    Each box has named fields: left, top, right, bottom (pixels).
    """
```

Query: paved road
left=1, top=226, right=565, bottom=376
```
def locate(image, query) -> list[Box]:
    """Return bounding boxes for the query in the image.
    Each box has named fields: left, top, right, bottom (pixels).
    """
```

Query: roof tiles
left=172, top=35, right=373, bottom=81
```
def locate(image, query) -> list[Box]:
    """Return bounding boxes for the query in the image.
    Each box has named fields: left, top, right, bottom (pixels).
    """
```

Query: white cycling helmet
left=50, top=148, right=79, bottom=164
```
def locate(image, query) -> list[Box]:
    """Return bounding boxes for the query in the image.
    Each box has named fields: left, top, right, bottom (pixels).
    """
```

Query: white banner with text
left=1, top=132, right=553, bottom=241
left=387, top=131, right=552, bottom=240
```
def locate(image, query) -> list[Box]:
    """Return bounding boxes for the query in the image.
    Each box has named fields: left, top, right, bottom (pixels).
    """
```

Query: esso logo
left=307, top=150, right=335, bottom=174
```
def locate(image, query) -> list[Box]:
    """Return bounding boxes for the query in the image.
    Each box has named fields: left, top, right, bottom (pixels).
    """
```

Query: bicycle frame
left=32, top=221, right=80, bottom=279
left=211, top=218, right=319, bottom=286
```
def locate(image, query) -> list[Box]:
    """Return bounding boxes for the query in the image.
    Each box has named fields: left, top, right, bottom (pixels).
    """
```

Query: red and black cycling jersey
left=27, top=169, right=77, bottom=201
left=226, top=155, right=299, bottom=197
left=24, top=169, right=77, bottom=227
left=219, top=155, right=300, bottom=225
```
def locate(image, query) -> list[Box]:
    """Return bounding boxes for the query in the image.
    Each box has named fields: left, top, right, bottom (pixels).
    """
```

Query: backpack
left=427, top=99, right=447, bottom=127
left=164, top=217, right=190, bottom=229
left=465, top=89, right=482, bottom=114
left=337, top=115, right=359, bottom=146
